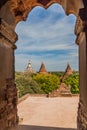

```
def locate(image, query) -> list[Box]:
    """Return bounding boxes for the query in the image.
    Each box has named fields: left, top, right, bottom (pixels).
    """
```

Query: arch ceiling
left=0, top=0, right=83, bottom=24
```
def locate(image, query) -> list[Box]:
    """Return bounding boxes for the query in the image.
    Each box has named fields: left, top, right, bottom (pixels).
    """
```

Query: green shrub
left=15, top=72, right=44, bottom=97
left=15, top=71, right=79, bottom=97
left=33, top=74, right=60, bottom=94
left=64, top=73, right=79, bottom=94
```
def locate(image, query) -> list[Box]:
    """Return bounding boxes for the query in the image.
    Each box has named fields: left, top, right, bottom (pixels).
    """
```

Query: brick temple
left=39, top=62, right=48, bottom=74
left=62, top=63, right=73, bottom=81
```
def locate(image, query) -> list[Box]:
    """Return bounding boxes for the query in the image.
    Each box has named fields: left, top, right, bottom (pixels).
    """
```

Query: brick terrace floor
left=11, top=96, right=79, bottom=130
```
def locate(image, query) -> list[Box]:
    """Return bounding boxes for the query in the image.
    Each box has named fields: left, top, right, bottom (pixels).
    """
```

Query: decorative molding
left=75, top=16, right=83, bottom=36
left=9, top=0, right=83, bottom=24
left=0, top=19, right=18, bottom=43
left=0, top=35, right=17, bottom=49
left=74, top=9, right=87, bottom=45
left=75, top=32, right=85, bottom=45
left=0, top=19, right=17, bottom=49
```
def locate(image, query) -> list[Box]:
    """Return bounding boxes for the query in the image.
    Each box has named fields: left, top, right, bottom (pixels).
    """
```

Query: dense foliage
left=15, top=72, right=44, bottom=97
left=15, top=71, right=79, bottom=97
left=51, top=72, right=64, bottom=78
left=64, top=73, right=79, bottom=94
left=33, top=74, right=60, bottom=94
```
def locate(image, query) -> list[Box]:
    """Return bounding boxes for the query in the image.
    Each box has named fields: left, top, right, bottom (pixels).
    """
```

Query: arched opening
left=15, top=4, right=79, bottom=129
left=0, top=1, right=87, bottom=130
left=15, top=4, right=78, bottom=72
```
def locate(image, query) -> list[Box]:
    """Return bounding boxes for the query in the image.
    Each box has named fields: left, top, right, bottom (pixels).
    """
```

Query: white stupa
left=25, top=60, right=36, bottom=73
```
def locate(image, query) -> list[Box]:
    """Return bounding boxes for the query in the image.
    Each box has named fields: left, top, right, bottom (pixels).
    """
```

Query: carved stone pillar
left=75, top=8, right=87, bottom=130
left=0, top=18, right=18, bottom=130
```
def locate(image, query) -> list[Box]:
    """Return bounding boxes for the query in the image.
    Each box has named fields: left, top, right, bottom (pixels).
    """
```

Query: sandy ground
left=12, top=96, right=79, bottom=130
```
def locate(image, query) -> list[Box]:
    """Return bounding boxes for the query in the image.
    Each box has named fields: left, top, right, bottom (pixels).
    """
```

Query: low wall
left=18, top=93, right=79, bottom=104
left=18, top=94, right=47, bottom=104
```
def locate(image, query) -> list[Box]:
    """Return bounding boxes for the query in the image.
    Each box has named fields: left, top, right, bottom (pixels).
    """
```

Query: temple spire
left=62, top=63, right=73, bottom=81
left=65, top=63, right=73, bottom=75
left=39, top=61, right=48, bottom=74
left=25, top=60, right=36, bottom=73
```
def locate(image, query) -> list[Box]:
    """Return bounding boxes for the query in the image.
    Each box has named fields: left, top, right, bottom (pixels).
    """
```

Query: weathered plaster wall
left=0, top=1, right=15, bottom=28
left=0, top=18, right=18, bottom=130
left=77, top=33, right=87, bottom=130
left=0, top=41, right=18, bottom=129
left=0, top=40, right=14, bottom=99
left=79, top=33, right=87, bottom=108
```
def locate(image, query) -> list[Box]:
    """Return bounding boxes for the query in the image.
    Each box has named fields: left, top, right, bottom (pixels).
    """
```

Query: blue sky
left=15, top=4, right=78, bottom=72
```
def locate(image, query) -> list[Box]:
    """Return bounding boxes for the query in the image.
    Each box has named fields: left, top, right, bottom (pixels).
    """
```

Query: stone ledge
left=18, top=94, right=30, bottom=104
left=0, top=36, right=17, bottom=49
left=0, top=19, right=18, bottom=43
left=18, top=94, right=47, bottom=104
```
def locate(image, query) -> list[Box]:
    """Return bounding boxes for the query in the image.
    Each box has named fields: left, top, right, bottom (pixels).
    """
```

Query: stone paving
left=11, top=96, right=79, bottom=130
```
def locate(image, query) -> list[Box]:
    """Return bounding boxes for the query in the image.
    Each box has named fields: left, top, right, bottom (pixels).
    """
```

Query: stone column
left=0, top=18, right=18, bottom=130
left=75, top=8, right=87, bottom=130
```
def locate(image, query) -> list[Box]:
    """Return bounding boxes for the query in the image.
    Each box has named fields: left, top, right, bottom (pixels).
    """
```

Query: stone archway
left=0, top=0, right=87, bottom=130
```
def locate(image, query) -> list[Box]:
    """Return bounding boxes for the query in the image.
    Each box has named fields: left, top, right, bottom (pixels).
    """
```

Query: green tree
left=64, top=73, right=79, bottom=94
left=33, top=74, right=60, bottom=94
left=15, top=72, right=44, bottom=97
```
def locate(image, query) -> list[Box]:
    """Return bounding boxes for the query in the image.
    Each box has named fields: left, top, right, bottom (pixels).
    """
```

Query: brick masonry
left=0, top=79, right=18, bottom=130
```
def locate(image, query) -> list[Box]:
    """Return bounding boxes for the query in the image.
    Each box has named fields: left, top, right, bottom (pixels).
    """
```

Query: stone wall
left=0, top=79, right=18, bottom=130
left=77, top=100, right=87, bottom=130
left=0, top=40, right=14, bottom=99
left=0, top=19, right=18, bottom=130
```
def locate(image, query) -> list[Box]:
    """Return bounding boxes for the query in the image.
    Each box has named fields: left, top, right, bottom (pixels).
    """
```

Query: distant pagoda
left=65, top=63, right=73, bottom=75
left=39, top=62, right=48, bottom=74
left=25, top=60, right=36, bottom=73
left=62, top=63, right=73, bottom=81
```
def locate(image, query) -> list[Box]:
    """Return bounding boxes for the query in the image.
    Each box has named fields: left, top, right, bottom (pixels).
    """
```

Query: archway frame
left=0, top=0, right=87, bottom=130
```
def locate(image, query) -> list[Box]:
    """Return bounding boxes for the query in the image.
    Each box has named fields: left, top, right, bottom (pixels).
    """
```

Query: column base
left=77, top=99, right=87, bottom=130
left=0, top=78, right=19, bottom=130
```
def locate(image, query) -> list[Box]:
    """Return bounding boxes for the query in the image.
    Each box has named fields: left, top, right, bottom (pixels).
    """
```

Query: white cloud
left=15, top=4, right=78, bottom=72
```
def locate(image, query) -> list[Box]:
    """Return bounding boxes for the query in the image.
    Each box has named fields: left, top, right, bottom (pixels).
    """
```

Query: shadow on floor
left=11, top=125, right=77, bottom=130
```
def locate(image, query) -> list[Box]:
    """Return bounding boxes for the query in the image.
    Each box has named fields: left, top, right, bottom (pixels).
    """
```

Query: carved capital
left=75, top=8, right=87, bottom=45
left=75, top=16, right=83, bottom=36
left=0, top=19, right=18, bottom=43
left=75, top=32, right=85, bottom=45
left=0, top=36, right=17, bottom=49
left=0, top=19, right=17, bottom=49
left=75, top=15, right=84, bottom=45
